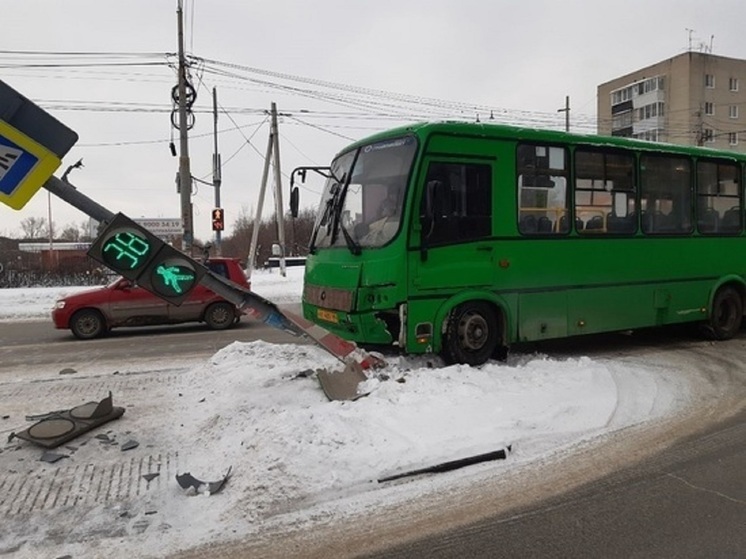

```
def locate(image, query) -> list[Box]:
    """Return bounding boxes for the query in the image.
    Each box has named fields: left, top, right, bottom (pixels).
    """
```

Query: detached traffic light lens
left=100, top=229, right=152, bottom=271
left=149, top=258, right=198, bottom=297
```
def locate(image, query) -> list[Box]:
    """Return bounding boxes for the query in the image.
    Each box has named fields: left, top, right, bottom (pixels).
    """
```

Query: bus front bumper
left=302, top=303, right=394, bottom=346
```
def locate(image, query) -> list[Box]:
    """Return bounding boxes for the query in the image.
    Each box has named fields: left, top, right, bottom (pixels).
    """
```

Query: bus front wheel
left=706, top=286, right=743, bottom=340
left=443, top=301, right=499, bottom=366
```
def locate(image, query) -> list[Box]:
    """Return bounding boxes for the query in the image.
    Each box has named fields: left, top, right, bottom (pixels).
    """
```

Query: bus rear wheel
left=443, top=301, right=499, bottom=366
left=706, top=286, right=743, bottom=340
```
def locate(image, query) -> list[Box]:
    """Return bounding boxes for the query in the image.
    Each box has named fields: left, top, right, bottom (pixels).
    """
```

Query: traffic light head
left=88, top=213, right=204, bottom=305
left=212, top=208, right=224, bottom=231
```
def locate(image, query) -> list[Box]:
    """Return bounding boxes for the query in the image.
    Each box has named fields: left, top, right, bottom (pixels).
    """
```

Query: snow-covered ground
left=0, top=268, right=695, bottom=558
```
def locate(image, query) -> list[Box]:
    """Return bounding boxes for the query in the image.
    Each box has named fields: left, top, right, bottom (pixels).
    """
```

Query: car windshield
left=310, top=135, right=417, bottom=251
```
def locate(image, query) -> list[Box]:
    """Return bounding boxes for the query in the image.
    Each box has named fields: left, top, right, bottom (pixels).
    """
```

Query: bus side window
left=575, top=148, right=636, bottom=235
left=696, top=159, right=741, bottom=235
left=421, top=162, right=492, bottom=245
left=517, top=143, right=569, bottom=235
left=640, top=154, right=692, bottom=235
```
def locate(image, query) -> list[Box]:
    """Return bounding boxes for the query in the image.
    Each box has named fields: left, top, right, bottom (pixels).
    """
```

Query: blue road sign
left=0, top=80, right=78, bottom=210
left=0, top=120, right=61, bottom=210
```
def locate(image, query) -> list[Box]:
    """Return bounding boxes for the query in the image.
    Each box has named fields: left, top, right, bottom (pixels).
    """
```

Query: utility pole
left=270, top=102, right=287, bottom=278
left=176, top=0, right=194, bottom=254
left=47, top=189, right=54, bottom=268
left=247, top=116, right=273, bottom=280
left=212, top=87, right=222, bottom=255
left=557, top=95, right=570, bottom=132
left=246, top=103, right=287, bottom=279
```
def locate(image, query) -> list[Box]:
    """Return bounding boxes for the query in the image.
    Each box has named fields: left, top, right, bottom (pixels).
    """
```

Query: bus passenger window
left=575, top=148, right=636, bottom=235
left=640, top=155, right=692, bottom=235
left=517, top=143, right=569, bottom=235
left=697, top=160, right=741, bottom=235
left=421, top=162, right=492, bottom=245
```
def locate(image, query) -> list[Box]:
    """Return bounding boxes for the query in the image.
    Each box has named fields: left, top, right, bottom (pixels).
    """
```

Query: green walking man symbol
left=156, top=264, right=195, bottom=294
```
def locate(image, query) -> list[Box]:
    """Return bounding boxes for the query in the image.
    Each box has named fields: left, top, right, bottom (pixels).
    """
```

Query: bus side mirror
left=290, top=186, right=299, bottom=218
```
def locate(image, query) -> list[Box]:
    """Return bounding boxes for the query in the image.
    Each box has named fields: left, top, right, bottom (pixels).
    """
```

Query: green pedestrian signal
left=137, top=245, right=205, bottom=305
left=151, top=260, right=198, bottom=297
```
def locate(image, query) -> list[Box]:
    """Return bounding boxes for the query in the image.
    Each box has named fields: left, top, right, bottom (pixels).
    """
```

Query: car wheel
left=443, top=301, right=499, bottom=366
left=70, top=309, right=107, bottom=340
left=204, top=302, right=237, bottom=330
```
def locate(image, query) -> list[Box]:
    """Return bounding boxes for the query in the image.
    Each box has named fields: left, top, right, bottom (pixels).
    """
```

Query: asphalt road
left=362, top=409, right=746, bottom=559
left=0, top=316, right=309, bottom=374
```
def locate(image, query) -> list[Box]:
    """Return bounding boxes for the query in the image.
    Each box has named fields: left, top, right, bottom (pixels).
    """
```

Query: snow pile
left=83, top=343, right=687, bottom=557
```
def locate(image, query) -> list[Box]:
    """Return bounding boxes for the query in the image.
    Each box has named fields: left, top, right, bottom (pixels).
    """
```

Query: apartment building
left=597, top=52, right=746, bottom=153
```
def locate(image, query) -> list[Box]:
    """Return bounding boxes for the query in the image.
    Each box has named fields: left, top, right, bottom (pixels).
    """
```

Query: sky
left=0, top=267, right=699, bottom=558
left=2, top=1, right=744, bottom=242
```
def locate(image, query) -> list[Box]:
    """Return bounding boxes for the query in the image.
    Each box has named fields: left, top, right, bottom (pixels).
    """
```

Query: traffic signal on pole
left=212, top=208, right=224, bottom=231
left=88, top=213, right=205, bottom=305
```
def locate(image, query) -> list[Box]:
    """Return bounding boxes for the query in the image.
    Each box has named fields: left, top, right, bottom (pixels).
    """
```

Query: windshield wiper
left=309, top=183, right=339, bottom=253
left=338, top=220, right=361, bottom=255
left=328, top=177, right=362, bottom=256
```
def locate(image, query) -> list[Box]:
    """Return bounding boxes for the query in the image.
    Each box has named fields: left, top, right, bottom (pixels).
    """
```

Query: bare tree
left=219, top=206, right=253, bottom=261
left=79, top=219, right=97, bottom=241
left=19, top=216, right=48, bottom=239
left=219, top=206, right=317, bottom=267
left=59, top=223, right=82, bottom=241
left=289, top=208, right=317, bottom=255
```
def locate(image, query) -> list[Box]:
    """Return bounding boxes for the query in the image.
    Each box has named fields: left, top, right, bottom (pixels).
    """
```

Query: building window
left=636, top=129, right=661, bottom=142
left=612, top=110, right=633, bottom=130
left=703, top=129, right=715, bottom=143
left=705, top=74, right=715, bottom=88
left=730, top=77, right=739, bottom=92
left=729, top=132, right=739, bottom=146
left=729, top=105, right=739, bottom=119
left=705, top=102, right=714, bottom=116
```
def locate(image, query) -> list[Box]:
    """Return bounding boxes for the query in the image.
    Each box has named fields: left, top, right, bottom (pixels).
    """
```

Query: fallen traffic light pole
left=43, top=174, right=382, bottom=401
left=1, top=77, right=379, bottom=401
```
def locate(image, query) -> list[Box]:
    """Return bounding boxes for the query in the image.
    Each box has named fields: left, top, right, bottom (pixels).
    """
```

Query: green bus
left=290, top=122, right=746, bottom=365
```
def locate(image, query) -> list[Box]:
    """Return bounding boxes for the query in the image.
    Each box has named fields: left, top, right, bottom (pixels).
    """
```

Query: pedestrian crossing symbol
left=0, top=143, right=23, bottom=181
left=0, top=120, right=62, bottom=210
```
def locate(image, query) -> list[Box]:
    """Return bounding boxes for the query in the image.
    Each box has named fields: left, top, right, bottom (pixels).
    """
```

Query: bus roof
left=339, top=121, right=746, bottom=162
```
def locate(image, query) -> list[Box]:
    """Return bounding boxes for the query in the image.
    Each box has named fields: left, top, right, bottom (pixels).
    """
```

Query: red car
left=52, top=257, right=250, bottom=339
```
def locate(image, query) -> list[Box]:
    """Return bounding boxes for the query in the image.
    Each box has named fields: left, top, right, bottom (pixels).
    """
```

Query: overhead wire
left=0, top=49, right=600, bottom=134
left=14, top=49, right=744, bottom=150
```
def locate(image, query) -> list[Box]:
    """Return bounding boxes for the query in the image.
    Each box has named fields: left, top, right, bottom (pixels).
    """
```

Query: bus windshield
left=310, top=136, right=417, bottom=251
